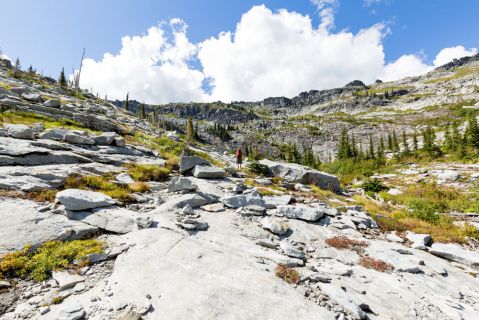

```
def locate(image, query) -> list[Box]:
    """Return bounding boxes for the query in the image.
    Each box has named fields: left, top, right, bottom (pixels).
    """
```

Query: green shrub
left=126, top=163, right=170, bottom=182
left=247, top=161, right=270, bottom=176
left=0, top=240, right=104, bottom=281
left=362, top=178, right=388, bottom=194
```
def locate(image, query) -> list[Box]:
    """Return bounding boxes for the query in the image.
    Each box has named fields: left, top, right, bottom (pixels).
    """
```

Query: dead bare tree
left=73, top=48, right=85, bottom=91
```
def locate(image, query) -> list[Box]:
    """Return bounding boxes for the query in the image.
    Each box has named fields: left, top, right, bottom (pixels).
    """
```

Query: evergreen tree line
left=336, top=117, right=479, bottom=163
left=206, top=122, right=234, bottom=142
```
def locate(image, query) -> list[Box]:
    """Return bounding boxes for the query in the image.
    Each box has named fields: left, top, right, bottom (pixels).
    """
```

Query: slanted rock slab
left=193, top=165, right=225, bottom=179
left=179, top=156, right=210, bottom=174
left=277, top=204, right=324, bottom=221
left=56, top=189, right=115, bottom=211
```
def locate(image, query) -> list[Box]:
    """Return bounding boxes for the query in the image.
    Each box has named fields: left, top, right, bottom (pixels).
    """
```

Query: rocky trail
left=0, top=123, right=479, bottom=320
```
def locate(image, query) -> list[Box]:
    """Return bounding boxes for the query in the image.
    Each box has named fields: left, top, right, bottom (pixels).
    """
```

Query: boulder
left=201, top=203, right=225, bottom=212
left=39, top=128, right=70, bottom=140
left=429, top=243, right=479, bottom=268
left=52, top=271, right=85, bottom=291
left=56, top=189, right=115, bottom=211
left=277, top=205, right=324, bottom=221
left=116, top=173, right=135, bottom=184
left=63, top=132, right=96, bottom=145
left=180, top=156, right=210, bottom=174
left=114, top=137, right=126, bottom=147
left=192, top=165, right=225, bottom=179
left=258, top=159, right=340, bottom=191
left=261, top=217, right=289, bottom=235
left=65, top=206, right=136, bottom=234
left=44, top=99, right=61, bottom=107
left=221, top=191, right=266, bottom=208
left=21, top=93, right=40, bottom=101
left=168, top=176, right=198, bottom=192
left=94, top=132, right=117, bottom=145
left=405, top=231, right=432, bottom=249
left=3, top=123, right=34, bottom=139
left=280, top=241, right=305, bottom=259
left=0, top=198, right=98, bottom=255
left=263, top=195, right=292, bottom=209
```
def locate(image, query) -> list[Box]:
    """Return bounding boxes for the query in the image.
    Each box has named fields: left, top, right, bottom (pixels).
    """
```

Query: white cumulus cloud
left=77, top=5, right=478, bottom=103
left=199, top=5, right=387, bottom=101
left=79, top=20, right=206, bottom=104
left=433, top=45, right=478, bottom=68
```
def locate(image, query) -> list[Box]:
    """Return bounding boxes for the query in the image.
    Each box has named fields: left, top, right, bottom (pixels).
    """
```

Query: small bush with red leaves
left=275, top=264, right=300, bottom=284
left=325, top=236, right=369, bottom=253
left=359, top=255, right=394, bottom=272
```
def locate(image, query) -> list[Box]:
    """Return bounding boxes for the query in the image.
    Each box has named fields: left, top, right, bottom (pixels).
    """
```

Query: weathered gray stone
left=259, top=159, right=340, bottom=191
left=38, top=128, right=70, bottom=140
left=180, top=156, right=210, bottom=174
left=52, top=271, right=85, bottom=291
left=94, top=132, right=117, bottom=145
left=280, top=241, right=305, bottom=259
left=430, top=243, right=479, bottom=268
left=116, top=173, right=135, bottom=184
left=44, top=99, right=61, bottom=107
left=201, top=203, right=225, bottom=212
left=63, top=132, right=95, bottom=145
left=221, top=191, right=266, bottom=208
left=65, top=206, right=136, bottom=234
left=56, top=189, right=115, bottom=211
left=263, top=195, right=292, bottom=209
left=168, top=176, right=198, bottom=192
left=277, top=205, right=324, bottom=221
left=3, top=123, right=33, bottom=139
left=261, top=217, right=289, bottom=235
left=193, top=165, right=225, bottom=179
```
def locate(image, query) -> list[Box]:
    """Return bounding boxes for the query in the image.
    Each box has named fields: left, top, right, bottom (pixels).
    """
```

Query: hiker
left=235, top=148, right=243, bottom=169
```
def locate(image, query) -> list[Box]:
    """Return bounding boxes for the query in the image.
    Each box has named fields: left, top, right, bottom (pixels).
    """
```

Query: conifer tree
left=452, top=124, right=462, bottom=151
left=412, top=131, right=419, bottom=151
left=392, top=130, right=400, bottom=152
left=186, top=117, right=195, bottom=143
left=402, top=131, right=410, bottom=155
left=124, top=93, right=129, bottom=111
left=13, top=58, right=21, bottom=78
left=444, top=126, right=454, bottom=152
left=350, top=135, right=358, bottom=159
left=28, top=65, right=34, bottom=75
left=466, top=116, right=479, bottom=149
left=58, top=67, right=67, bottom=87
left=368, top=134, right=375, bottom=159
left=387, top=133, right=393, bottom=151
left=377, top=136, right=386, bottom=163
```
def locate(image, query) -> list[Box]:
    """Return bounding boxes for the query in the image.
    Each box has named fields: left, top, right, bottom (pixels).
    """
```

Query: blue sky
left=0, top=0, right=477, bottom=102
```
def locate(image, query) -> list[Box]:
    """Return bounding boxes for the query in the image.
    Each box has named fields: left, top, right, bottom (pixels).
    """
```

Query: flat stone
left=192, top=165, right=225, bottom=179
left=429, top=243, right=479, bottom=268
left=201, top=203, right=225, bottom=212
left=0, top=280, right=12, bottom=289
left=221, top=191, right=266, bottom=208
left=44, top=99, right=61, bottom=107
left=180, top=156, right=210, bottom=174
left=94, top=132, right=116, bottom=145
left=386, top=232, right=404, bottom=243
left=263, top=195, right=292, bottom=209
left=261, top=217, right=289, bottom=235
left=116, top=172, right=135, bottom=184
left=280, top=241, right=305, bottom=259
left=277, top=205, right=324, bottom=221
left=65, top=206, right=136, bottom=234
left=3, top=123, right=33, bottom=139
left=63, top=132, right=95, bottom=145
left=168, top=176, right=198, bottom=192
left=52, top=271, right=85, bottom=291
left=56, top=189, right=115, bottom=211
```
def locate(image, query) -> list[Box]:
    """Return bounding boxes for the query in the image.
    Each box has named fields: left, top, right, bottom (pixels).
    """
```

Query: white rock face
left=94, top=132, right=117, bottom=145
left=278, top=204, right=324, bottom=221
left=0, top=198, right=97, bottom=255
left=56, top=189, right=115, bottom=211
left=405, top=231, right=432, bottom=249
left=431, top=170, right=461, bottom=183
left=3, top=123, right=33, bottom=139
